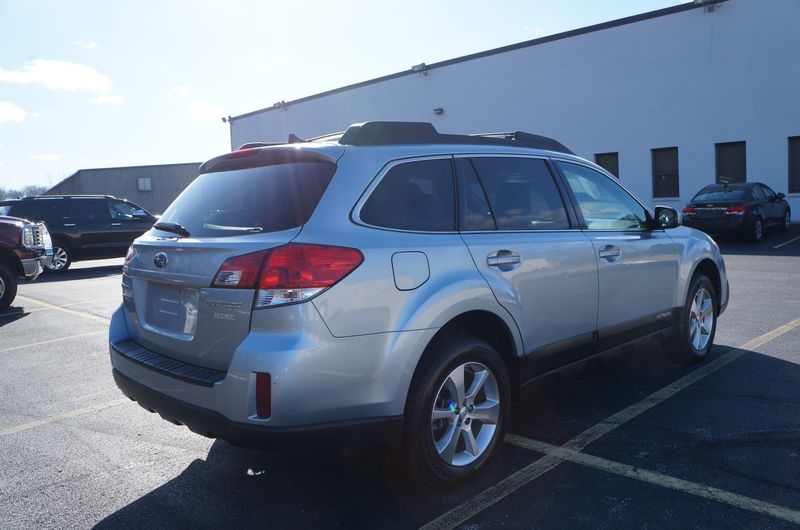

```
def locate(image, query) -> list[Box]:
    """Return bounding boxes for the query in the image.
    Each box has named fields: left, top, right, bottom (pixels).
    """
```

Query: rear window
left=157, top=161, right=335, bottom=237
left=0, top=205, right=10, bottom=216
left=693, top=186, right=747, bottom=202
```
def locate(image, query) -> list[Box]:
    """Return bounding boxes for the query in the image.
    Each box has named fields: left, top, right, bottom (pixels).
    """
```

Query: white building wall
left=230, top=0, right=800, bottom=212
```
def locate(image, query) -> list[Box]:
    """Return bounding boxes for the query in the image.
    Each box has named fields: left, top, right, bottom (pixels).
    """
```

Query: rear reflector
left=256, top=372, right=271, bottom=418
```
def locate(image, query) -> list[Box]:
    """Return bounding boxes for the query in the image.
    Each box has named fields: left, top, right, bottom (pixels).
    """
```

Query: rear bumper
left=683, top=217, right=746, bottom=234
left=113, top=367, right=404, bottom=449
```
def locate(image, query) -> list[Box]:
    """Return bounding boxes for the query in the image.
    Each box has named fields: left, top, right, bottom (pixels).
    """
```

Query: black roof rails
left=338, top=121, right=573, bottom=154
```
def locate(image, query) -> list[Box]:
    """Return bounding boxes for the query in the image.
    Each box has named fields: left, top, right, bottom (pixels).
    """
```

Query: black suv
left=0, top=195, right=156, bottom=272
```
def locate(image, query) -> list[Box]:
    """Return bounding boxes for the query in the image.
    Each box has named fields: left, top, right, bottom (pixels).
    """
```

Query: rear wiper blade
left=153, top=221, right=190, bottom=238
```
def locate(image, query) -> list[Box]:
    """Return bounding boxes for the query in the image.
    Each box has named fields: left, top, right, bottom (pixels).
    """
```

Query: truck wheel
left=0, top=263, right=17, bottom=312
left=44, top=241, right=72, bottom=272
left=404, top=336, right=510, bottom=485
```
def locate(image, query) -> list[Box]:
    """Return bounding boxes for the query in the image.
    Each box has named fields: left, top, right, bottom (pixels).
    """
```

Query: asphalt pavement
left=1, top=227, right=799, bottom=529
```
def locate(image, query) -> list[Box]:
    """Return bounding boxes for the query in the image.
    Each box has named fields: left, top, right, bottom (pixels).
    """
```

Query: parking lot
left=2, top=228, right=799, bottom=529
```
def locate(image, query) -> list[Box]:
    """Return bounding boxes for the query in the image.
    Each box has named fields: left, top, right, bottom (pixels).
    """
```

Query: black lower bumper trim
left=112, top=368, right=404, bottom=449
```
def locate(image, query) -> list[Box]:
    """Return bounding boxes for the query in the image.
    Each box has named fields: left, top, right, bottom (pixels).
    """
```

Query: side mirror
left=131, top=209, right=148, bottom=218
left=777, top=192, right=786, bottom=200
left=653, top=206, right=680, bottom=229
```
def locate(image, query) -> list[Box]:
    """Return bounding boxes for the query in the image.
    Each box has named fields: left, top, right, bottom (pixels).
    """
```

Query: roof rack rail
left=337, top=121, right=573, bottom=154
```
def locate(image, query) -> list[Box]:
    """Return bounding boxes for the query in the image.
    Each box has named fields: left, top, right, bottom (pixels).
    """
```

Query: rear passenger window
left=361, top=159, right=455, bottom=231
left=462, top=157, right=569, bottom=231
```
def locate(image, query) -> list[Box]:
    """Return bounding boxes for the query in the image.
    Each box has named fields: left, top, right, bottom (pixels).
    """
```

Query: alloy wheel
left=430, top=361, right=501, bottom=467
left=688, top=286, right=714, bottom=352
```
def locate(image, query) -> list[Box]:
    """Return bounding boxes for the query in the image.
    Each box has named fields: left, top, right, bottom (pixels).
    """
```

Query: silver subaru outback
left=109, top=121, right=728, bottom=485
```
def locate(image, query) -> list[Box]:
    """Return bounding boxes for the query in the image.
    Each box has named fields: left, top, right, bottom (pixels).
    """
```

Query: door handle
left=598, top=245, right=621, bottom=261
left=487, top=250, right=521, bottom=268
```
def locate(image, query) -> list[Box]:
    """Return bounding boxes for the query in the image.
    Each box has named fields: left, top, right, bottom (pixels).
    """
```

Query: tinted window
left=68, top=199, right=110, bottom=222
left=361, top=159, right=455, bottom=231
left=693, top=186, right=746, bottom=202
left=594, top=152, right=619, bottom=178
left=716, top=141, right=746, bottom=184
left=456, top=159, right=494, bottom=231
left=109, top=200, right=144, bottom=220
left=790, top=137, right=800, bottom=194
left=558, top=161, right=648, bottom=231
left=652, top=147, right=679, bottom=198
left=158, top=161, right=335, bottom=237
left=467, top=157, right=569, bottom=231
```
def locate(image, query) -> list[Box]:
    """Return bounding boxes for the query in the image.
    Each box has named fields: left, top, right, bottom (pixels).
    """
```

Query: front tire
left=749, top=217, right=764, bottom=242
left=0, top=263, right=17, bottom=312
left=782, top=208, right=791, bottom=231
left=674, top=274, right=717, bottom=362
left=44, top=241, right=72, bottom=272
left=404, top=337, right=510, bottom=486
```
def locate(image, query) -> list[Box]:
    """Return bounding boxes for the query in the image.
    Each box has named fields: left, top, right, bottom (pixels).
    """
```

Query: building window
left=789, top=137, right=800, bottom=193
left=594, top=152, right=619, bottom=178
left=138, top=177, right=152, bottom=192
left=716, top=141, right=746, bottom=184
left=652, top=147, right=679, bottom=198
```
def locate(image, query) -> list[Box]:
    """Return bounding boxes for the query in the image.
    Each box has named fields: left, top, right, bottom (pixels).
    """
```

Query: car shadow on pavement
left=92, top=345, right=800, bottom=529
left=714, top=224, right=800, bottom=257
left=33, top=265, right=123, bottom=283
left=0, top=307, right=28, bottom=327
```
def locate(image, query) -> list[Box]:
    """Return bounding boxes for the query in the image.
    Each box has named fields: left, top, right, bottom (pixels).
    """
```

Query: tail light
left=682, top=206, right=696, bottom=217
left=212, top=243, right=364, bottom=308
left=725, top=204, right=747, bottom=215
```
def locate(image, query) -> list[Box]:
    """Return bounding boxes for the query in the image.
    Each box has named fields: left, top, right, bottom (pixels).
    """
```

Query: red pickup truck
left=0, top=215, right=52, bottom=311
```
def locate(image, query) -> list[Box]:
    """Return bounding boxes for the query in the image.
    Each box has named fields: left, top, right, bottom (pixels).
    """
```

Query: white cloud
left=74, top=41, right=99, bottom=50
left=185, top=99, right=224, bottom=124
left=0, top=59, right=111, bottom=93
left=91, top=94, right=124, bottom=105
left=174, top=85, right=193, bottom=99
left=0, top=101, right=27, bottom=123
left=32, top=154, right=61, bottom=161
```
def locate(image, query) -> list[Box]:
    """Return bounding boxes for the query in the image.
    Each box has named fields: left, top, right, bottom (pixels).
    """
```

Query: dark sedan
left=682, top=182, right=791, bottom=241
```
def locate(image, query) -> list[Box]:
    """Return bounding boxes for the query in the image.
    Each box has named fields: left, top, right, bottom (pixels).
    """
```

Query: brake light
left=725, top=204, right=747, bottom=215
left=212, top=244, right=363, bottom=308
left=123, top=246, right=136, bottom=274
left=682, top=206, right=696, bottom=216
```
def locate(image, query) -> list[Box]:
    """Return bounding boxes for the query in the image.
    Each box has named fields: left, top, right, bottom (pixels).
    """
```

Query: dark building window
left=652, top=147, right=679, bottom=198
left=594, top=152, right=619, bottom=178
left=789, top=137, right=800, bottom=193
left=716, top=141, right=746, bottom=184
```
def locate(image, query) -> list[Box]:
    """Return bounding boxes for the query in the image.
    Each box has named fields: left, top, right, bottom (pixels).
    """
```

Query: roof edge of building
left=229, top=0, right=725, bottom=122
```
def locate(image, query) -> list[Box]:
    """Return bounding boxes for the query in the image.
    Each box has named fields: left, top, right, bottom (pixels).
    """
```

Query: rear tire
left=0, top=263, right=17, bottom=312
left=404, top=336, right=510, bottom=486
left=44, top=241, right=72, bottom=272
left=673, top=274, right=717, bottom=363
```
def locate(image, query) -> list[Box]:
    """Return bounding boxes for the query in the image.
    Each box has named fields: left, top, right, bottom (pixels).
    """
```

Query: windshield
left=156, top=161, right=335, bottom=238
left=693, top=186, right=747, bottom=202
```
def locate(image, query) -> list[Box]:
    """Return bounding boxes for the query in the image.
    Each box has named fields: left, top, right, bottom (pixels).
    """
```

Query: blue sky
left=0, top=0, right=680, bottom=191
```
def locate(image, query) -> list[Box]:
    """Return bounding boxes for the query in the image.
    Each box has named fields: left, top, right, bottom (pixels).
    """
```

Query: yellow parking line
left=506, top=435, right=800, bottom=525
left=0, top=330, right=106, bottom=354
left=420, top=318, right=800, bottom=530
left=0, top=398, right=130, bottom=437
left=15, top=295, right=110, bottom=324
